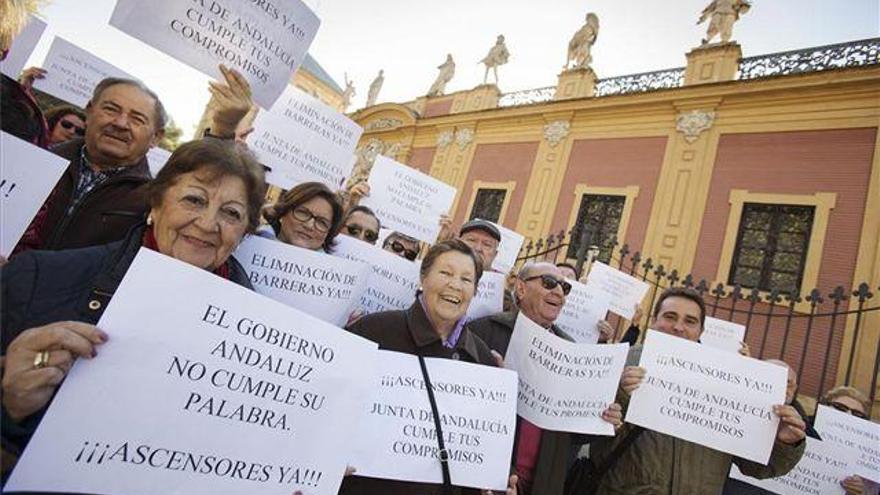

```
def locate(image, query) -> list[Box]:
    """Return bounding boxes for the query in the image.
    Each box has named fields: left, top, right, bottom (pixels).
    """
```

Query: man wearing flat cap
left=458, top=219, right=501, bottom=271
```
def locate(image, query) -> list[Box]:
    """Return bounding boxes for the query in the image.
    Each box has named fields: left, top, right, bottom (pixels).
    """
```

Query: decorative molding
left=364, top=118, right=403, bottom=131
left=675, top=110, right=716, bottom=143
left=455, top=128, right=474, bottom=150
left=543, top=120, right=571, bottom=147
left=436, top=130, right=454, bottom=149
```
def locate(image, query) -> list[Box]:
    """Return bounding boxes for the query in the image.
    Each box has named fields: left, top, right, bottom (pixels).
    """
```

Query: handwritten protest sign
left=626, top=330, right=786, bottom=463
left=331, top=235, right=421, bottom=315
left=147, top=146, right=173, bottom=177
left=234, top=236, right=370, bottom=327
left=730, top=437, right=853, bottom=495
left=815, top=404, right=880, bottom=483
left=249, top=86, right=362, bottom=189
left=555, top=280, right=613, bottom=344
left=361, top=156, right=457, bottom=244
left=584, top=261, right=649, bottom=320
left=0, top=15, right=46, bottom=78
left=504, top=313, right=627, bottom=435
left=0, top=132, right=68, bottom=256
left=110, top=0, right=319, bottom=109
left=350, top=350, right=517, bottom=490
left=467, top=271, right=506, bottom=320
left=7, top=249, right=378, bottom=495
left=701, top=316, right=746, bottom=353
left=34, top=37, right=134, bottom=108
left=488, top=221, right=524, bottom=274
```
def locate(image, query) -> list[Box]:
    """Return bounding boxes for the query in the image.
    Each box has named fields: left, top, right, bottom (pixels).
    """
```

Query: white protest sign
left=350, top=350, right=517, bottom=490
left=249, top=86, right=362, bottom=189
left=0, top=15, right=46, bottom=78
left=729, top=437, right=853, bottom=495
left=7, top=249, right=378, bottom=495
left=626, top=330, right=786, bottom=464
left=584, top=261, right=649, bottom=320
left=467, top=271, right=506, bottom=320
left=110, top=0, right=319, bottom=109
left=361, top=155, right=457, bottom=244
left=815, top=404, right=880, bottom=483
left=504, top=313, right=628, bottom=435
left=555, top=280, right=613, bottom=344
left=701, top=316, right=746, bottom=353
left=147, top=146, right=173, bottom=177
left=488, top=221, right=524, bottom=274
left=234, top=236, right=370, bottom=327
left=0, top=132, right=68, bottom=256
left=35, top=37, right=133, bottom=108
left=331, top=235, right=421, bottom=315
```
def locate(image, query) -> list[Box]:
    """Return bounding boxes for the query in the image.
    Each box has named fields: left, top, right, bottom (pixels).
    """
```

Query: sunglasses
left=523, top=274, right=572, bottom=295
left=290, top=206, right=332, bottom=233
left=59, top=119, right=86, bottom=136
left=828, top=401, right=868, bottom=419
left=389, top=241, right=419, bottom=261
left=344, top=224, right=379, bottom=243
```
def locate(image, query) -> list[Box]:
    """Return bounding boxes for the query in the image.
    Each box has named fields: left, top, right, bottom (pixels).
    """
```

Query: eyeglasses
left=344, top=224, right=379, bottom=243
left=523, top=274, right=572, bottom=295
left=59, top=119, right=86, bottom=136
left=388, top=241, right=419, bottom=261
left=828, top=401, right=868, bottom=419
left=290, top=206, right=332, bottom=233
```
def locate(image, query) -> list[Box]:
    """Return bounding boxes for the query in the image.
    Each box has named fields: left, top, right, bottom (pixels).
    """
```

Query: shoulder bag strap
left=417, top=354, right=453, bottom=494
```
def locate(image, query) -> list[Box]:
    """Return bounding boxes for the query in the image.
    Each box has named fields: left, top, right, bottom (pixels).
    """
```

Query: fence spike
left=853, top=283, right=873, bottom=302
left=730, top=285, right=743, bottom=301
left=711, top=283, right=727, bottom=298
left=747, top=289, right=761, bottom=304
left=766, top=289, right=782, bottom=304
left=642, top=257, right=654, bottom=273
left=805, top=288, right=824, bottom=306
left=829, top=286, right=847, bottom=305
left=667, top=269, right=680, bottom=286
left=654, top=264, right=667, bottom=279
left=683, top=274, right=694, bottom=288
left=618, top=243, right=630, bottom=259
left=631, top=251, right=642, bottom=266
left=696, top=279, right=709, bottom=295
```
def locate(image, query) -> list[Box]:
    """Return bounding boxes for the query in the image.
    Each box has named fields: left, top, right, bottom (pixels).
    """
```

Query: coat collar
left=489, top=309, right=574, bottom=342
left=404, top=299, right=483, bottom=361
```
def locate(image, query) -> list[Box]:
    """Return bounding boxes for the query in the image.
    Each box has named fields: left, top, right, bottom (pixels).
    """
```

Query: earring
left=146, top=214, right=153, bottom=226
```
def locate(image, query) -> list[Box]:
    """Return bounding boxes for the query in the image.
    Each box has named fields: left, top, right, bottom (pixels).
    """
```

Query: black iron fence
left=514, top=230, right=880, bottom=412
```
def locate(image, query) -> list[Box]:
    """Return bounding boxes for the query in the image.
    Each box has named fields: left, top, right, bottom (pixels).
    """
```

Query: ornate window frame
left=564, top=185, right=640, bottom=262
left=464, top=181, right=516, bottom=224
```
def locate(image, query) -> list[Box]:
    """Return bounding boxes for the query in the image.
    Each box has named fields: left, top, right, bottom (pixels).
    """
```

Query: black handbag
left=563, top=426, right=644, bottom=495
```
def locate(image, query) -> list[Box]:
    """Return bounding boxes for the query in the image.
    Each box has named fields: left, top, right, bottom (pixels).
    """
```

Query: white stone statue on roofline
left=427, top=54, right=455, bottom=96
left=565, top=12, right=600, bottom=70
left=341, top=73, right=355, bottom=111
left=698, top=0, right=752, bottom=45
left=366, top=69, right=384, bottom=107
left=480, top=34, right=509, bottom=85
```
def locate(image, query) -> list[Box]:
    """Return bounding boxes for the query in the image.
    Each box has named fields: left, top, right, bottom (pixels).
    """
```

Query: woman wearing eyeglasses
left=261, top=181, right=343, bottom=252
left=816, top=386, right=877, bottom=495
left=340, top=205, right=381, bottom=245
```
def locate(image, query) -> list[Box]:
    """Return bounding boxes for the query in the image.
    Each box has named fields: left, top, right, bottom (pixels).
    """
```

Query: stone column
left=554, top=68, right=597, bottom=100
left=450, top=85, right=501, bottom=114
left=684, top=43, right=742, bottom=85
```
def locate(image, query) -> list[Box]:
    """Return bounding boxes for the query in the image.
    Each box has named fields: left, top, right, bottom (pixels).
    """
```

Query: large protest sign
left=555, top=280, right=613, bottom=344
left=504, top=313, right=628, bottom=435
left=584, top=261, right=649, bottom=320
left=331, top=235, right=421, bottom=315
left=350, top=350, right=517, bottom=490
left=249, top=86, right=362, bottom=189
left=701, top=316, right=746, bottom=353
left=234, top=236, right=370, bottom=327
left=467, top=271, right=506, bottom=320
left=488, top=221, right=524, bottom=274
left=7, top=249, right=378, bottom=495
left=815, top=404, right=880, bottom=482
left=110, top=0, right=319, bottom=109
left=626, top=330, right=786, bottom=463
left=730, top=437, right=853, bottom=495
left=0, top=15, right=46, bottom=78
left=361, top=156, right=457, bottom=244
left=0, top=132, right=68, bottom=256
left=147, top=146, right=173, bottom=177
left=34, top=37, right=133, bottom=108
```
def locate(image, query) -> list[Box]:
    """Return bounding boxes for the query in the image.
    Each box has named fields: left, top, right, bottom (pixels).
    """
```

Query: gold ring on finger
left=33, top=350, right=50, bottom=369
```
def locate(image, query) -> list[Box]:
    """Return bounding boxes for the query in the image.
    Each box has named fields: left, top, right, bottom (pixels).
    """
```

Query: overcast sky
left=25, top=0, right=880, bottom=139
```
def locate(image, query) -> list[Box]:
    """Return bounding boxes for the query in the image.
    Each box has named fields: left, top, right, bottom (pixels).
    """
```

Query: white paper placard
left=146, top=146, right=173, bottom=177
left=467, top=271, right=506, bottom=320
left=6, top=249, right=378, bottom=495
left=555, top=280, right=613, bottom=344
left=361, top=155, right=457, bottom=244
left=34, top=37, right=133, bottom=108
left=350, top=350, right=517, bottom=490
left=487, top=221, right=524, bottom=274
left=584, top=261, right=649, bottom=320
left=110, top=0, right=319, bottom=109
left=331, top=235, right=421, bottom=315
left=249, top=86, right=362, bottom=189
left=815, top=404, right=880, bottom=483
left=504, top=313, right=628, bottom=435
left=0, top=15, right=46, bottom=78
left=234, top=236, right=370, bottom=327
left=729, top=437, right=853, bottom=495
left=701, top=316, right=746, bottom=353
left=626, top=330, right=786, bottom=464
left=0, top=132, right=68, bottom=256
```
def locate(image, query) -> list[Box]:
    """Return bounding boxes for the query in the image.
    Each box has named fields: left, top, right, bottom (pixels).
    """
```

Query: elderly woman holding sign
left=340, top=239, right=518, bottom=495
left=261, top=181, right=344, bottom=252
left=0, top=138, right=266, bottom=473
